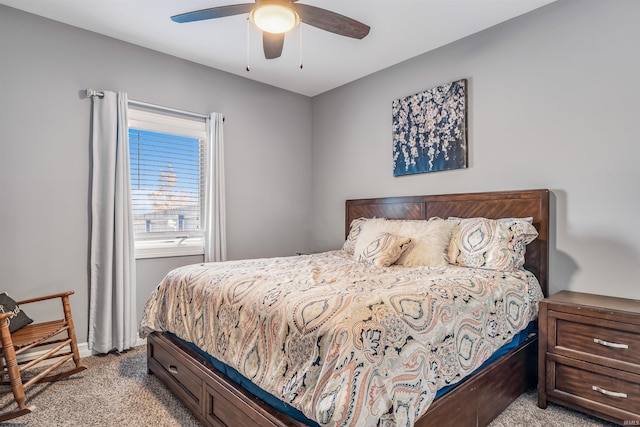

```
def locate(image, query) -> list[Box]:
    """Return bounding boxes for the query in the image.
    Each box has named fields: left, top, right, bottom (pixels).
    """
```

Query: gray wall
left=310, top=0, right=640, bottom=299
left=0, top=6, right=313, bottom=343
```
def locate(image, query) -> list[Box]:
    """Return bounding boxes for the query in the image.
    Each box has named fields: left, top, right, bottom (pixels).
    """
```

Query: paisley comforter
left=140, top=250, right=544, bottom=427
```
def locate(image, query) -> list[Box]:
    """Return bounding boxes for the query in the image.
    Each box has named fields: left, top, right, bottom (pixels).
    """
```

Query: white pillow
left=391, top=219, right=457, bottom=267
left=343, top=217, right=368, bottom=255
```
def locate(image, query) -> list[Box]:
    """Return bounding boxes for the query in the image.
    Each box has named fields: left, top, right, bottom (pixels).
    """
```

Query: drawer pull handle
left=593, top=338, right=628, bottom=349
left=592, top=386, right=627, bottom=399
left=168, top=365, right=179, bottom=374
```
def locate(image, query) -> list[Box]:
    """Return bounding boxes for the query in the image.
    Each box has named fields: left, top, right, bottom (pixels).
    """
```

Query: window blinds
left=128, top=107, right=207, bottom=253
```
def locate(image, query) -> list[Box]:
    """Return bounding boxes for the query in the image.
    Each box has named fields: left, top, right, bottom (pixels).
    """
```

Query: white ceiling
left=1, top=0, right=555, bottom=97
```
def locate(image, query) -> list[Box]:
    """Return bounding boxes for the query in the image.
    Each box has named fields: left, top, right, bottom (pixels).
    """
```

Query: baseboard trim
left=17, top=337, right=148, bottom=366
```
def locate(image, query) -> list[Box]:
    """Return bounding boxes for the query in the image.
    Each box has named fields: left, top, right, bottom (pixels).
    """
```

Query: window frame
left=127, top=105, right=209, bottom=260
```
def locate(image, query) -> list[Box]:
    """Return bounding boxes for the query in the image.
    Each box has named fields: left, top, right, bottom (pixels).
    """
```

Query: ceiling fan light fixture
left=250, top=4, right=299, bottom=34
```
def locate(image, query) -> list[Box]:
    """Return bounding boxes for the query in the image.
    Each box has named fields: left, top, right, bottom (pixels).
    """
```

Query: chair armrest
left=17, top=291, right=74, bottom=306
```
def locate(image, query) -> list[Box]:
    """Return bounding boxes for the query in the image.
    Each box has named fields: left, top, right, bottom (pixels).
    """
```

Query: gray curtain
left=204, top=112, right=227, bottom=262
left=88, top=91, right=137, bottom=353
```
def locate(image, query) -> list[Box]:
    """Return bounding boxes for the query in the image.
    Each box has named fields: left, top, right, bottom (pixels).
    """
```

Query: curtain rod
left=84, top=88, right=210, bottom=121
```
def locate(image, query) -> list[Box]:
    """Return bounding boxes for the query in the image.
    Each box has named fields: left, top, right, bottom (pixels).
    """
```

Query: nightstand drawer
left=556, top=317, right=640, bottom=370
left=553, top=359, right=640, bottom=418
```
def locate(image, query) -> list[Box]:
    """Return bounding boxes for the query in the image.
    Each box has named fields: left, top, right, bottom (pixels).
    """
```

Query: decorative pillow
left=353, top=218, right=456, bottom=267
left=342, top=217, right=369, bottom=255
left=356, top=232, right=412, bottom=267
left=391, top=219, right=457, bottom=267
left=0, top=293, right=33, bottom=333
left=447, top=217, right=538, bottom=271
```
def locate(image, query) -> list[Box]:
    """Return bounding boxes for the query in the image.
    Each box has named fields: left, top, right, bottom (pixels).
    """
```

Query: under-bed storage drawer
left=148, top=334, right=204, bottom=418
left=147, top=333, right=306, bottom=427
left=205, top=381, right=282, bottom=427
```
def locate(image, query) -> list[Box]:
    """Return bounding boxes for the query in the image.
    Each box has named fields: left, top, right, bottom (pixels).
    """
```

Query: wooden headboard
left=346, top=189, right=550, bottom=296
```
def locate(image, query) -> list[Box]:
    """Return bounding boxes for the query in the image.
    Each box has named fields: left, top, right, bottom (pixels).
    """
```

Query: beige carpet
left=0, top=346, right=615, bottom=426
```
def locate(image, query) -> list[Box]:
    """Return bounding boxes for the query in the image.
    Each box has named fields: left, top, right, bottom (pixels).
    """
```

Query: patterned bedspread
left=140, top=250, right=544, bottom=427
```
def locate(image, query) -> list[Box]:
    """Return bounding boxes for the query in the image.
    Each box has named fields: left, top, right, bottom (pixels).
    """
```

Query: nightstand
left=538, top=291, right=640, bottom=426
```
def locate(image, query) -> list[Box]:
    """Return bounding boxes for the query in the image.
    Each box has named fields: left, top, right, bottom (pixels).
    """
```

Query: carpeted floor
left=0, top=346, right=200, bottom=427
left=491, top=389, right=616, bottom=427
left=0, top=345, right=616, bottom=426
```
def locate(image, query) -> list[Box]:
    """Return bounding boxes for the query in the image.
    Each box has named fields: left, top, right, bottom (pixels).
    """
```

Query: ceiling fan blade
left=293, top=4, right=370, bottom=39
left=263, top=32, right=285, bottom=59
left=171, top=4, right=254, bottom=23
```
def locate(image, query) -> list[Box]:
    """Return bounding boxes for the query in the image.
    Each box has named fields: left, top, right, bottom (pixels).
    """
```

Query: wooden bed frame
left=147, top=189, right=550, bottom=427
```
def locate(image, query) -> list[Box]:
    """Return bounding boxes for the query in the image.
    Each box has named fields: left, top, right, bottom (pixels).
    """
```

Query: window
left=128, top=107, right=207, bottom=258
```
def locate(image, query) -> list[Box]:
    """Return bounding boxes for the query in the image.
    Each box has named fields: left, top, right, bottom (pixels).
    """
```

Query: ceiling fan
left=171, top=0, right=370, bottom=60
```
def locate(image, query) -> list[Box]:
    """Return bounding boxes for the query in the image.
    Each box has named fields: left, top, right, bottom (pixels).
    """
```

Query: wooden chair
left=0, top=290, right=86, bottom=422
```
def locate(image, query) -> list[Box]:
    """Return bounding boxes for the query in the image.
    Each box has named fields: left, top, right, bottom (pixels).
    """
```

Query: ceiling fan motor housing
left=250, top=2, right=300, bottom=34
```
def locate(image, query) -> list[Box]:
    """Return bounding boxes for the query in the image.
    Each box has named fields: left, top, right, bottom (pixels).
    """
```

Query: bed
left=141, top=189, right=549, bottom=427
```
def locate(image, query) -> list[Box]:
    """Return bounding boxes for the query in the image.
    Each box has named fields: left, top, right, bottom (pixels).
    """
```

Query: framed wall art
left=392, top=78, right=468, bottom=176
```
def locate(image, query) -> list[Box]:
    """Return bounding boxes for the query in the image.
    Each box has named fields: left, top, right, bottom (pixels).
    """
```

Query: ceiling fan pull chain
left=246, top=17, right=251, bottom=72
left=299, top=22, right=303, bottom=70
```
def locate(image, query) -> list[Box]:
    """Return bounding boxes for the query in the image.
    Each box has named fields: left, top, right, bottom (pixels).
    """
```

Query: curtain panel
left=88, top=91, right=137, bottom=353
left=204, top=112, right=227, bottom=262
